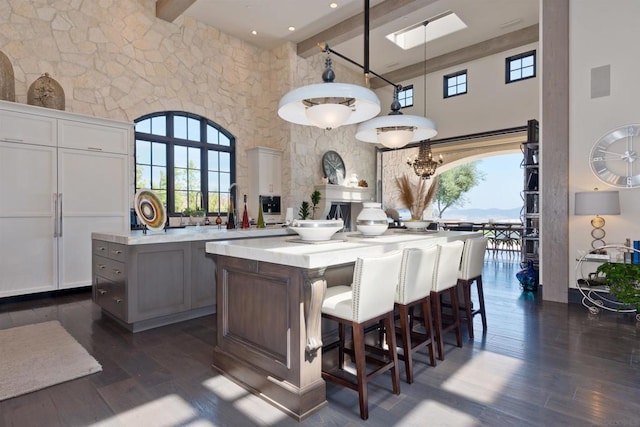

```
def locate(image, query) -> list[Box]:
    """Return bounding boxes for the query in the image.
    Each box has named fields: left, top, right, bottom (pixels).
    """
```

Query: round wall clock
left=590, top=124, right=640, bottom=188
left=322, top=150, right=346, bottom=185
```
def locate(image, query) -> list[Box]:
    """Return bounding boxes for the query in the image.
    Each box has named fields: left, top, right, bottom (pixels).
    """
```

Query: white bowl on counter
left=404, top=220, right=432, bottom=231
left=288, top=219, right=344, bottom=241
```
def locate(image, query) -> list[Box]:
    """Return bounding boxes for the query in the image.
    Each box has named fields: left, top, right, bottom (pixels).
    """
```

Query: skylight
left=386, top=11, right=467, bottom=50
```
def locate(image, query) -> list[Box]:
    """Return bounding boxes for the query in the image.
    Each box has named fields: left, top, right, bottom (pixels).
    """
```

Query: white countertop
left=205, top=230, right=482, bottom=269
left=92, top=225, right=293, bottom=245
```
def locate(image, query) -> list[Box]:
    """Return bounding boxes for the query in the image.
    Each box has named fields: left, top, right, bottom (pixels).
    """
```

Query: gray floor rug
left=0, top=320, right=102, bottom=401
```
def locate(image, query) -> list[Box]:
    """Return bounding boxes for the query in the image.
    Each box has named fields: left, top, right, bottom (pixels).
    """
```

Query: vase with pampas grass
left=395, top=174, right=439, bottom=221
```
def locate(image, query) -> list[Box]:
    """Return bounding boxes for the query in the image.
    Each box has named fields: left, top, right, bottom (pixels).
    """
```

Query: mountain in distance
left=438, top=207, right=522, bottom=222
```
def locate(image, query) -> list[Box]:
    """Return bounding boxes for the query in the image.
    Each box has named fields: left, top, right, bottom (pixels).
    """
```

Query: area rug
left=0, top=320, right=102, bottom=401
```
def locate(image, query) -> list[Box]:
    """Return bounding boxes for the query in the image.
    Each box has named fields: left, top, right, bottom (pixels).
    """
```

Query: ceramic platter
left=134, top=189, right=166, bottom=231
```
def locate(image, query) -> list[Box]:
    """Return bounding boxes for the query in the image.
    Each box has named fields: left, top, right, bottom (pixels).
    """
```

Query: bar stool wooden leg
left=460, top=279, right=475, bottom=339
left=431, top=290, right=445, bottom=361
left=449, top=287, right=463, bottom=348
left=397, top=304, right=413, bottom=383
left=476, top=276, right=488, bottom=331
left=421, top=299, right=436, bottom=367
left=352, top=323, right=368, bottom=420
left=385, top=312, right=401, bottom=395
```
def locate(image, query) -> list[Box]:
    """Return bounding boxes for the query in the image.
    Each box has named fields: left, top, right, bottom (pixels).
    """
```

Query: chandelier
left=407, top=140, right=443, bottom=179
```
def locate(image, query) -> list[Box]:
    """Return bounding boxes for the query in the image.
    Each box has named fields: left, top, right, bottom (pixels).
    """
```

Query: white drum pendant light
left=278, top=54, right=380, bottom=130
left=356, top=86, right=436, bottom=148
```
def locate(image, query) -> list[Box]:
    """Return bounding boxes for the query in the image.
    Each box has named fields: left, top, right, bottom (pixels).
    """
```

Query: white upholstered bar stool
left=431, top=241, right=465, bottom=361
left=321, top=251, right=402, bottom=420
left=395, top=246, right=438, bottom=384
left=458, top=237, right=489, bottom=339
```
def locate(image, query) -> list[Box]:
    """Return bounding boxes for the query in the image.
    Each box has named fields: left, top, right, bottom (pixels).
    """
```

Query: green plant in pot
left=595, top=262, right=640, bottom=311
left=299, top=201, right=311, bottom=220
left=310, top=190, right=321, bottom=219
left=183, top=207, right=206, bottom=225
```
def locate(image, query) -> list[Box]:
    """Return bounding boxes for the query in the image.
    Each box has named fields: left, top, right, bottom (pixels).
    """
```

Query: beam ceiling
left=296, top=0, right=438, bottom=59
left=156, top=0, right=197, bottom=22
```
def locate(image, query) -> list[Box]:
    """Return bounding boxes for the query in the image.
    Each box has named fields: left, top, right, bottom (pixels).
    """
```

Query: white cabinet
left=0, top=142, right=58, bottom=296
left=0, top=101, right=131, bottom=298
left=247, top=147, right=282, bottom=219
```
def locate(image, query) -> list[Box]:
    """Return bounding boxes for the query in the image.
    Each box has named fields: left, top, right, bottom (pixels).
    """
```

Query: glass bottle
left=241, top=194, right=250, bottom=229
left=257, top=203, right=266, bottom=228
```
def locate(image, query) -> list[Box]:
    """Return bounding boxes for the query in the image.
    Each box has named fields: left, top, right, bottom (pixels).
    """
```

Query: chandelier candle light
left=407, top=140, right=442, bottom=179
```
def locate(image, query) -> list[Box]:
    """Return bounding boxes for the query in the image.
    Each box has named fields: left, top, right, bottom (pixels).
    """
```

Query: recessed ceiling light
left=251, top=30, right=257, bottom=35
left=330, top=2, right=338, bottom=8
left=386, top=11, right=467, bottom=50
left=288, top=26, right=295, bottom=32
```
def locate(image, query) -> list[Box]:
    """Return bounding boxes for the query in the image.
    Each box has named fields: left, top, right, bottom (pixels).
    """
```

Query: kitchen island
left=205, top=230, right=482, bottom=420
left=91, top=225, right=292, bottom=332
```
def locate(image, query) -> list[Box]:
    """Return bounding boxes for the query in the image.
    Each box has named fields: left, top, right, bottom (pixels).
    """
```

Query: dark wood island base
left=212, top=254, right=329, bottom=421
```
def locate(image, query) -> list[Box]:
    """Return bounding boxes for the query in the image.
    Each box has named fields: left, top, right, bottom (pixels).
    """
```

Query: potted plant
left=183, top=207, right=206, bottom=226
left=299, top=201, right=311, bottom=220
left=395, top=174, right=439, bottom=221
left=311, top=190, right=321, bottom=219
left=595, top=262, right=640, bottom=311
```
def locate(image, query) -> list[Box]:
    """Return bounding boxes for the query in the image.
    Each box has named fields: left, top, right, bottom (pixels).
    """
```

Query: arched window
left=134, top=111, right=235, bottom=216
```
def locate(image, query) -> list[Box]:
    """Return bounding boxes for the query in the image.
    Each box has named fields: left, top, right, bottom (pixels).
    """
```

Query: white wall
left=376, top=42, right=540, bottom=139
left=569, top=0, right=640, bottom=286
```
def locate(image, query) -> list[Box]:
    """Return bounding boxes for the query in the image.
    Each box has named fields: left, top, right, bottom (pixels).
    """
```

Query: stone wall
left=0, top=0, right=373, bottom=218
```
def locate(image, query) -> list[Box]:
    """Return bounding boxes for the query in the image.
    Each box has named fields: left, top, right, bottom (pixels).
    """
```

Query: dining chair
left=321, top=250, right=402, bottom=420
left=458, top=237, right=489, bottom=339
left=395, top=246, right=438, bottom=384
left=431, top=240, right=465, bottom=361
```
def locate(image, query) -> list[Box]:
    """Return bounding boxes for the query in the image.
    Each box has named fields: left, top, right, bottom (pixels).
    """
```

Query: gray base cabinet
left=92, top=239, right=216, bottom=332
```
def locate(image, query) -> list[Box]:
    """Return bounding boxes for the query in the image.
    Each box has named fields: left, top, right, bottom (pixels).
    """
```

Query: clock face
left=322, top=151, right=346, bottom=185
left=590, top=124, right=640, bottom=188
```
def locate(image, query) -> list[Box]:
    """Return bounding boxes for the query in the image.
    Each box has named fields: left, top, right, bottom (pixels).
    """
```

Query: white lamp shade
left=377, top=128, right=415, bottom=148
left=278, top=82, right=380, bottom=129
left=574, top=190, right=620, bottom=215
left=305, top=103, right=353, bottom=130
left=355, top=114, right=437, bottom=146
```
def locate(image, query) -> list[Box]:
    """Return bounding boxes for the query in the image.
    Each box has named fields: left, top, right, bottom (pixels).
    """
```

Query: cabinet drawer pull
left=112, top=250, right=122, bottom=255
left=87, top=146, right=103, bottom=151
left=112, top=297, right=123, bottom=304
left=97, top=288, right=107, bottom=295
left=97, top=264, right=106, bottom=269
left=112, top=269, right=121, bottom=275
left=97, top=246, right=106, bottom=252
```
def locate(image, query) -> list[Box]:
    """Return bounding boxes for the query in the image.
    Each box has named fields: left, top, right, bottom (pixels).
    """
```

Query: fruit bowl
left=288, top=219, right=344, bottom=241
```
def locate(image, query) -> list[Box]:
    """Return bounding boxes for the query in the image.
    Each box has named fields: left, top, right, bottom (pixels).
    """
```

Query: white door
left=58, top=148, right=129, bottom=289
left=0, top=142, right=58, bottom=297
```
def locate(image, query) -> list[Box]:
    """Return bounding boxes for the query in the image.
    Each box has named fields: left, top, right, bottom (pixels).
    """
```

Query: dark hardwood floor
left=2, top=253, right=640, bottom=426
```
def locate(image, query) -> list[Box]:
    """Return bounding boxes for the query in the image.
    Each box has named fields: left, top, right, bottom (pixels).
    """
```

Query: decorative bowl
left=404, top=220, right=432, bottom=231
left=288, top=219, right=344, bottom=241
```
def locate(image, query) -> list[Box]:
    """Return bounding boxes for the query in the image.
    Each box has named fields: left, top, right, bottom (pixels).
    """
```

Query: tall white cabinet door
left=58, top=148, right=129, bottom=289
left=0, top=142, right=58, bottom=297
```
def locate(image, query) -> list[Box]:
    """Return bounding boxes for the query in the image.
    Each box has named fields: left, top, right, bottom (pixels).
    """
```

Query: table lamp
left=574, top=190, right=620, bottom=253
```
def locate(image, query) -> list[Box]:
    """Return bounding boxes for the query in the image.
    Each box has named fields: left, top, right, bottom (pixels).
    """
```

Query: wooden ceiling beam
left=370, top=24, right=539, bottom=89
left=297, top=0, right=438, bottom=58
left=156, top=0, right=197, bottom=22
